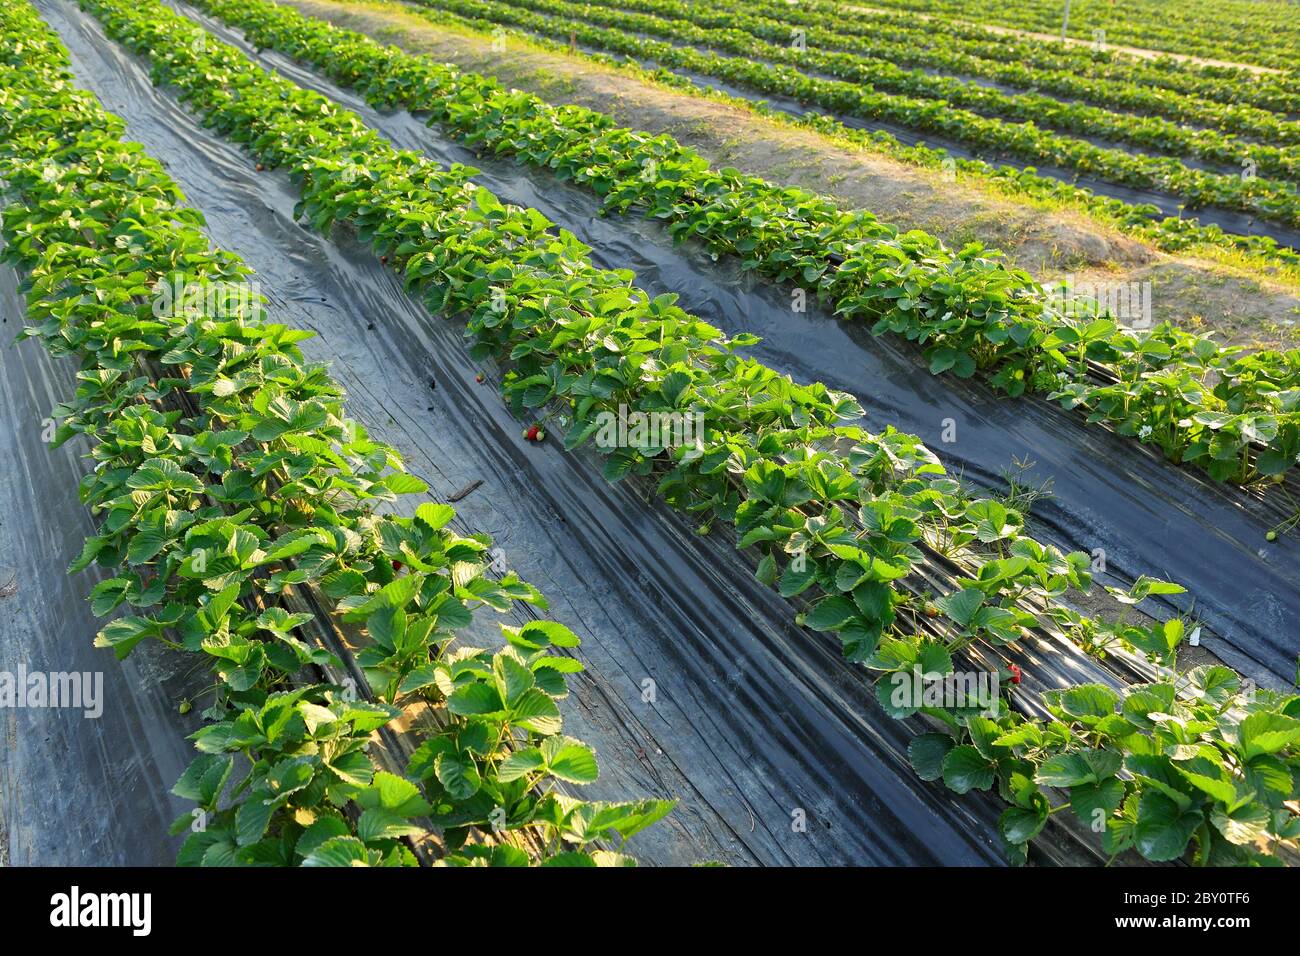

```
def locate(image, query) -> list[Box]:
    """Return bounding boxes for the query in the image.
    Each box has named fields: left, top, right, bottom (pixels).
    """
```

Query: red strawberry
left=1008, top=664, right=1022, bottom=685
left=475, top=373, right=485, bottom=384
left=525, top=424, right=539, bottom=441
left=380, top=255, right=388, bottom=264
left=392, top=560, right=403, bottom=571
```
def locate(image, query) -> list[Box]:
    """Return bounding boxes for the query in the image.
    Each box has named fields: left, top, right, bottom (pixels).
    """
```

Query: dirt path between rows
left=279, top=0, right=1300, bottom=349
left=843, top=3, right=1284, bottom=75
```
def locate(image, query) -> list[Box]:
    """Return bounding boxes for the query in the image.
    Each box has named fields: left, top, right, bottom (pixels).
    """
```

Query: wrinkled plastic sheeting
left=0, top=266, right=203, bottom=865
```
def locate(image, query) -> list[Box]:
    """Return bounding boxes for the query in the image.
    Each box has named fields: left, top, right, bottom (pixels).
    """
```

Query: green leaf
left=1071, top=777, right=1127, bottom=831
left=1239, top=712, right=1300, bottom=761
left=362, top=772, right=433, bottom=817
left=235, top=792, right=275, bottom=846
left=586, top=799, right=676, bottom=841
left=172, top=754, right=233, bottom=806
left=908, top=733, right=953, bottom=782
left=1060, top=684, right=1119, bottom=719
left=999, top=803, right=1047, bottom=845
left=510, top=689, right=563, bottom=735
left=295, top=817, right=350, bottom=860
left=1210, top=803, right=1272, bottom=846
left=415, top=502, right=456, bottom=530
left=803, top=595, right=859, bottom=632
left=1184, top=665, right=1239, bottom=706
left=1035, top=749, right=1120, bottom=788
left=447, top=682, right=505, bottom=717
left=94, top=616, right=155, bottom=660
left=302, top=836, right=371, bottom=867
left=942, top=745, right=995, bottom=794
left=434, top=752, right=482, bottom=801
left=542, top=737, right=599, bottom=784
left=493, top=653, right=536, bottom=707
left=935, top=588, right=983, bottom=628
left=498, top=747, right=546, bottom=782
left=778, top=560, right=817, bottom=597
left=265, top=756, right=316, bottom=804
left=1134, top=792, right=1202, bottom=862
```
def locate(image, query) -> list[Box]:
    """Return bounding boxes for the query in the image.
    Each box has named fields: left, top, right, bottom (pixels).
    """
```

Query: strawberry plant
left=536, top=0, right=1300, bottom=180
left=0, top=0, right=672, bottom=866
left=191, top=0, right=1300, bottom=488
left=680, top=0, right=1300, bottom=128
left=75, top=0, right=1300, bottom=866
left=398, top=0, right=1300, bottom=274
left=407, top=0, right=1300, bottom=228
left=857, top=0, right=1300, bottom=72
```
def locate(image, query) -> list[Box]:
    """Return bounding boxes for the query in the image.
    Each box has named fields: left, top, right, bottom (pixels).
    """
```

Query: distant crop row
left=732, top=0, right=1300, bottom=115
left=309, top=0, right=1300, bottom=485
left=579, top=0, right=1300, bottom=153
left=400, top=0, right=1300, bottom=276
left=416, top=0, right=1300, bottom=230
left=859, top=0, right=1300, bottom=72
left=80, top=0, right=1300, bottom=865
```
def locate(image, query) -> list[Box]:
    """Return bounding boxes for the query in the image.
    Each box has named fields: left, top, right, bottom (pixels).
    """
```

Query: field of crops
left=1, top=0, right=1298, bottom=886
left=405, top=0, right=1300, bottom=270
